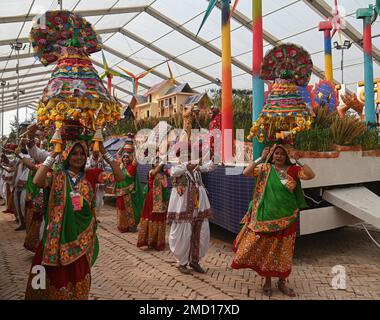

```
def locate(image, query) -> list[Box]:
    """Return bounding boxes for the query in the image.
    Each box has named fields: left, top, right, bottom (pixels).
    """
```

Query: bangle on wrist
left=103, top=152, right=115, bottom=163
left=296, top=160, right=305, bottom=167
left=42, top=156, right=55, bottom=168
left=253, top=156, right=262, bottom=165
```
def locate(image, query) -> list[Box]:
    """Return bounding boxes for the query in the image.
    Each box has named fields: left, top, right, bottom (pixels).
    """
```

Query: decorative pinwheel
left=196, top=0, right=239, bottom=36
left=166, top=61, right=178, bottom=85
left=331, top=0, right=343, bottom=43
left=99, top=51, right=127, bottom=94
left=118, top=66, right=154, bottom=96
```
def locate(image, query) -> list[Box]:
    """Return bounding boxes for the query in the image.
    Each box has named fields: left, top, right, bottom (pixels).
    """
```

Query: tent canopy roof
left=0, top=0, right=378, bottom=134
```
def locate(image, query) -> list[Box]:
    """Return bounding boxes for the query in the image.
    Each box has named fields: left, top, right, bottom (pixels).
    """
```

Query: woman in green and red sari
left=231, top=144, right=315, bottom=297
left=23, top=163, right=46, bottom=253
left=25, top=141, right=123, bottom=300
left=10, top=146, right=45, bottom=253
left=115, top=140, right=143, bottom=233
left=137, top=158, right=170, bottom=251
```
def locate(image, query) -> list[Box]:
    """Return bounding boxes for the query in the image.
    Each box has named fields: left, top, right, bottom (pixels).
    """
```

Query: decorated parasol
left=248, top=43, right=313, bottom=143
left=30, top=10, right=123, bottom=153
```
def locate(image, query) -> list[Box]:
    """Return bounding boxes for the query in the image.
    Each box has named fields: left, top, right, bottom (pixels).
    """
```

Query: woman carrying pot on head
left=25, top=140, right=124, bottom=300
left=114, top=138, right=144, bottom=233
left=137, top=156, right=170, bottom=251
left=231, top=144, right=315, bottom=298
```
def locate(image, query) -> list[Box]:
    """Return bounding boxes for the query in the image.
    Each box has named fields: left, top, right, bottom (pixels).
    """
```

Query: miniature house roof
left=164, top=83, right=195, bottom=96
left=129, top=95, right=148, bottom=109
left=144, top=80, right=173, bottom=97
left=184, top=93, right=210, bottom=106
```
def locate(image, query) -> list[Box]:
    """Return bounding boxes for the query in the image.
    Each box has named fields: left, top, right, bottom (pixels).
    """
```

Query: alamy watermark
left=31, top=265, right=46, bottom=290
left=331, top=265, right=346, bottom=290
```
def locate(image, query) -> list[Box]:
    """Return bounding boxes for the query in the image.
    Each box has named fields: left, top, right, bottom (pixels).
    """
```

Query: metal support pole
left=341, top=48, right=344, bottom=84
left=1, top=83, right=4, bottom=147
left=16, top=48, right=19, bottom=140
left=10, top=42, right=25, bottom=141
left=334, top=40, right=352, bottom=86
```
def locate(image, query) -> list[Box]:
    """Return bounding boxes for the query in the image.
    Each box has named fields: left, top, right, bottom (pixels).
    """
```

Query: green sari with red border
left=115, top=167, right=143, bottom=232
left=232, top=163, right=308, bottom=278
left=25, top=168, right=99, bottom=300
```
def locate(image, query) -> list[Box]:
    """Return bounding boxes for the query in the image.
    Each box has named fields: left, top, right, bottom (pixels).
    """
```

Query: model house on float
left=129, top=81, right=211, bottom=120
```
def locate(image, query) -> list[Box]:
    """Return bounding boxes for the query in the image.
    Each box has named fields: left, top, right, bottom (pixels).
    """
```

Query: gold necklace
left=275, top=165, right=287, bottom=180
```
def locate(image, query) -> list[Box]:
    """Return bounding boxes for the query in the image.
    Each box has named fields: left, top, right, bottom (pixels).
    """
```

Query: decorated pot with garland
left=30, top=10, right=123, bottom=152
left=248, top=43, right=313, bottom=143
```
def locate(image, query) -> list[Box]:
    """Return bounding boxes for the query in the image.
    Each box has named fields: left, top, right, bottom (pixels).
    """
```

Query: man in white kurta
left=1, top=153, right=16, bottom=214
left=167, top=160, right=215, bottom=274
left=13, top=151, right=30, bottom=231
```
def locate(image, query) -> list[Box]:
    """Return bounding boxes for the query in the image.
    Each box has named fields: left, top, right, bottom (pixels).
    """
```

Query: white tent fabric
left=0, top=0, right=379, bottom=134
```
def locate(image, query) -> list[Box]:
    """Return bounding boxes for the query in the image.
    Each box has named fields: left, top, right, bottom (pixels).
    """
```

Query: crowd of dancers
left=0, top=118, right=315, bottom=299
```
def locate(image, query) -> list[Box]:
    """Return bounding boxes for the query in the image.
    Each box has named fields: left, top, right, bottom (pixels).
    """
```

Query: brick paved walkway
left=1, top=201, right=380, bottom=300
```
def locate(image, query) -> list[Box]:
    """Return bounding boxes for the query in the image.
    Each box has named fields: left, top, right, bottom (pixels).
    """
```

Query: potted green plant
left=330, top=115, right=366, bottom=151
left=359, top=128, right=380, bottom=157
left=293, top=127, right=339, bottom=158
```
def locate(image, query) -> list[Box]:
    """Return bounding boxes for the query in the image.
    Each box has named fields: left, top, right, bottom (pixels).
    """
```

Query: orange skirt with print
left=231, top=222, right=297, bottom=278
left=137, top=190, right=166, bottom=251
left=116, top=194, right=136, bottom=233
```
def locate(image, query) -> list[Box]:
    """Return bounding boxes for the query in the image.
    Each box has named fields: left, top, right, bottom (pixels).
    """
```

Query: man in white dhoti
left=167, top=147, right=215, bottom=274
left=13, top=140, right=31, bottom=231
left=1, top=146, right=17, bottom=215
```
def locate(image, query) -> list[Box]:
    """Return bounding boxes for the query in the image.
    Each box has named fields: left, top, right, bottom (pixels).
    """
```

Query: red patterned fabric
left=208, top=112, right=221, bottom=154
left=209, top=112, right=221, bottom=131
left=137, top=174, right=167, bottom=251
left=231, top=222, right=297, bottom=278
left=25, top=242, right=91, bottom=300
left=85, top=168, right=103, bottom=191
left=287, top=165, right=302, bottom=181
left=126, top=163, right=137, bottom=176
